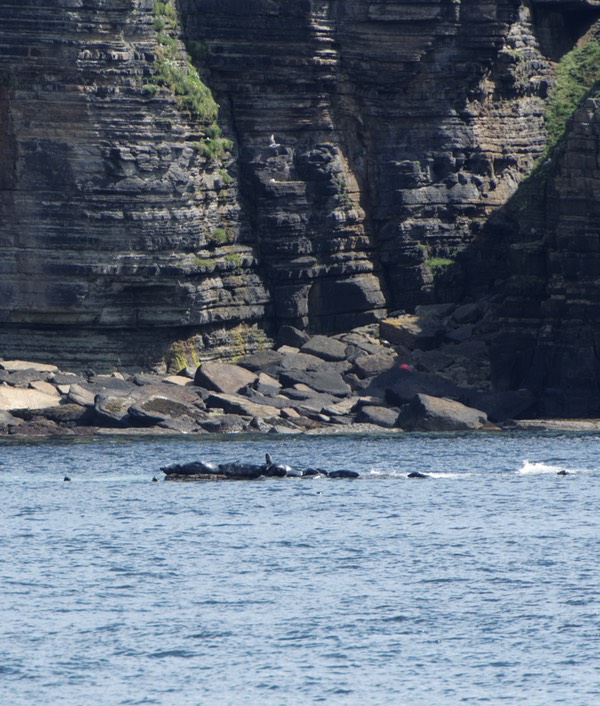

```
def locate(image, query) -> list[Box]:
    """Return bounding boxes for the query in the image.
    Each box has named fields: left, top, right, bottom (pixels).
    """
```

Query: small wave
left=365, top=469, right=465, bottom=479
left=364, top=469, right=406, bottom=479
left=518, top=459, right=573, bottom=475
left=426, top=471, right=466, bottom=479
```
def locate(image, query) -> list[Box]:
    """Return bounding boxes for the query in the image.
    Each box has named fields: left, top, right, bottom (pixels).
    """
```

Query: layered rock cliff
left=180, top=0, right=554, bottom=310
left=0, top=0, right=270, bottom=370
left=1, top=0, right=600, bottom=411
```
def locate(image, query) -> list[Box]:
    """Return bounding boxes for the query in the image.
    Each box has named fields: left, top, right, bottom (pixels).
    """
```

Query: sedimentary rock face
left=0, top=0, right=596, bottom=382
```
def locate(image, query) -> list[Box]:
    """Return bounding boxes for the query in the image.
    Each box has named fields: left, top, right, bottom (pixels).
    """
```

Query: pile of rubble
left=0, top=304, right=537, bottom=436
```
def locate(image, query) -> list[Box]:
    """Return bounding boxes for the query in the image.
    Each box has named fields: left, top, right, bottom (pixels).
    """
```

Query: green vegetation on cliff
left=544, top=31, right=600, bottom=153
left=149, top=0, right=232, bottom=161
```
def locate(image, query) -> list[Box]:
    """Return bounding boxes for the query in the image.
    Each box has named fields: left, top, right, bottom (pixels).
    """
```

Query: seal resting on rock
left=302, top=468, right=328, bottom=477
left=329, top=470, right=360, bottom=479
left=160, top=455, right=360, bottom=480
left=161, top=460, right=219, bottom=476
left=262, top=453, right=290, bottom=478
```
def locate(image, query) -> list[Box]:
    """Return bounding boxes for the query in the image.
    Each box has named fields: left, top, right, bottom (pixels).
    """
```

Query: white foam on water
left=518, top=459, right=573, bottom=475
left=364, top=468, right=405, bottom=479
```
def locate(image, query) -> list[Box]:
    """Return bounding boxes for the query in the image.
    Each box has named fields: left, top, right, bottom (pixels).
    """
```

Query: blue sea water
left=1, top=431, right=600, bottom=705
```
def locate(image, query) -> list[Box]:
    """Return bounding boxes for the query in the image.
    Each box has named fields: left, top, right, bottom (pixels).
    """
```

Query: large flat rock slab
left=0, top=387, right=62, bottom=411
left=194, top=362, right=257, bottom=393
left=397, top=393, right=487, bottom=432
left=379, top=316, right=444, bottom=351
left=279, top=370, right=352, bottom=397
left=300, top=335, right=348, bottom=362
left=129, top=395, right=204, bottom=424
left=205, top=393, right=281, bottom=419
left=0, top=360, right=59, bottom=373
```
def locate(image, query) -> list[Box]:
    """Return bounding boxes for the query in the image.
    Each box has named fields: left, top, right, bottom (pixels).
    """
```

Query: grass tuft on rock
left=544, top=31, right=600, bottom=154
left=150, top=0, right=231, bottom=162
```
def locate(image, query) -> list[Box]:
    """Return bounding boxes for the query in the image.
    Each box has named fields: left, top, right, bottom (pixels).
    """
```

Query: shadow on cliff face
left=183, top=0, right=560, bottom=330
left=445, top=85, right=600, bottom=418
left=409, top=7, right=600, bottom=419
left=531, top=0, right=600, bottom=59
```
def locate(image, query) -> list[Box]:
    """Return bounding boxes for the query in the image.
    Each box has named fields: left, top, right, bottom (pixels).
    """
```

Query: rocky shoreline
left=1, top=305, right=598, bottom=438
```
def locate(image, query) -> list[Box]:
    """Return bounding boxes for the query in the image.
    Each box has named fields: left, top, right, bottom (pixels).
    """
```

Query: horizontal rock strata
left=0, top=0, right=564, bottom=370
left=0, top=0, right=269, bottom=370
left=1, top=0, right=600, bottom=417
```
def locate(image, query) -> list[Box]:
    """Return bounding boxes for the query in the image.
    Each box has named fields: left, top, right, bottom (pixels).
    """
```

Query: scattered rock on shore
left=0, top=309, right=553, bottom=436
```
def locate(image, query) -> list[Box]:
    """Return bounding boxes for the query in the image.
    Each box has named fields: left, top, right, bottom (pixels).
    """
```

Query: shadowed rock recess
left=1, top=0, right=600, bottom=416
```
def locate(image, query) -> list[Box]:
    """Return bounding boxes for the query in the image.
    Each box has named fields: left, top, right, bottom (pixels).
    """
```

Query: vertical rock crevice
left=178, top=0, right=389, bottom=336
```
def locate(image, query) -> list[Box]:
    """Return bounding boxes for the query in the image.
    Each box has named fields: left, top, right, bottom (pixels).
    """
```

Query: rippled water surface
left=1, top=432, right=600, bottom=705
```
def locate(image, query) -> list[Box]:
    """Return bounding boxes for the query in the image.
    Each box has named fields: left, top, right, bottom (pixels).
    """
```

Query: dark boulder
left=198, top=414, right=248, bottom=433
left=129, top=395, right=203, bottom=424
left=279, top=370, right=351, bottom=397
left=355, top=405, right=400, bottom=428
left=352, top=352, right=398, bottom=379
left=254, top=372, right=282, bottom=396
left=0, top=369, right=47, bottom=387
left=237, top=350, right=284, bottom=374
left=94, top=393, right=138, bottom=426
left=300, top=335, right=348, bottom=362
left=51, top=372, right=88, bottom=386
left=397, top=393, right=487, bottom=432
left=205, top=392, right=281, bottom=419
left=88, top=376, right=136, bottom=394
left=452, top=302, right=483, bottom=325
left=383, top=368, right=464, bottom=406
left=277, top=325, right=310, bottom=348
left=241, top=388, right=290, bottom=409
left=279, top=351, right=330, bottom=372
left=10, top=402, right=91, bottom=425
